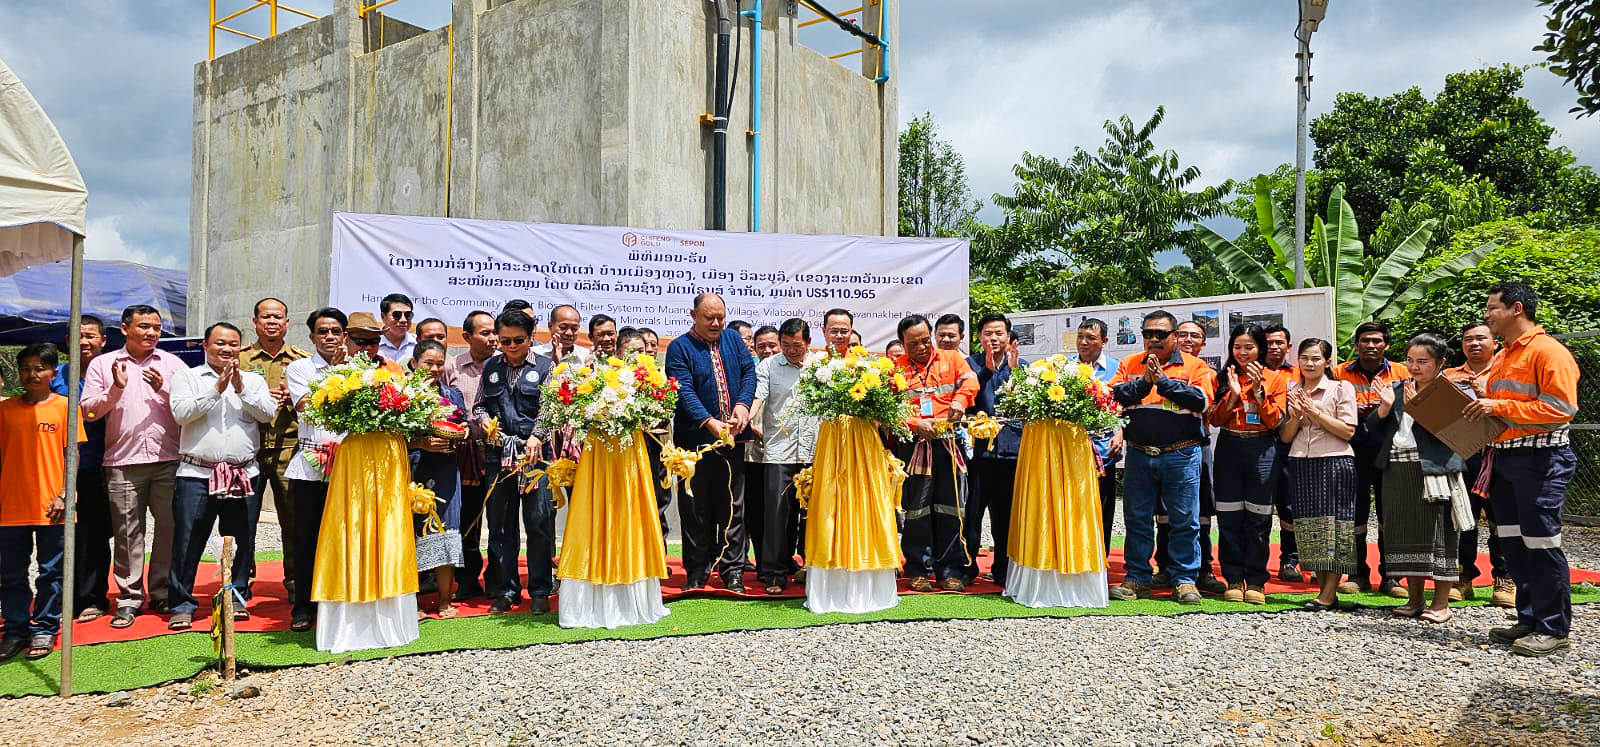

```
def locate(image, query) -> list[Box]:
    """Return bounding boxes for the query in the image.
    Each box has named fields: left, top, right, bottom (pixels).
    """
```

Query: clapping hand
left=1376, top=379, right=1395, bottom=409
left=270, top=382, right=292, bottom=408
left=111, top=361, right=130, bottom=390
left=1402, top=378, right=1418, bottom=402
left=142, top=367, right=164, bottom=390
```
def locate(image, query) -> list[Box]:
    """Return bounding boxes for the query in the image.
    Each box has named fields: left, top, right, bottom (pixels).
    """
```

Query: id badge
left=920, top=397, right=934, bottom=417
left=1245, top=412, right=1262, bottom=426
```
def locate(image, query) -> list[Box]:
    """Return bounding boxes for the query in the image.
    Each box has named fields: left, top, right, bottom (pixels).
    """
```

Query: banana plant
left=1196, top=180, right=1498, bottom=347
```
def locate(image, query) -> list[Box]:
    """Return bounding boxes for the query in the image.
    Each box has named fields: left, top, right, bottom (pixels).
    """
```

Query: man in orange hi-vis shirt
left=1332, top=320, right=1410, bottom=598
left=0, top=343, right=87, bottom=662
left=893, top=314, right=979, bottom=593
left=1108, top=311, right=1216, bottom=606
left=1464, top=282, right=1581, bottom=657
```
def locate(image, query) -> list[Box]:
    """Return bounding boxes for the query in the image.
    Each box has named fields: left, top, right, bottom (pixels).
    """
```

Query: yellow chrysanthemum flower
left=859, top=371, right=882, bottom=390
left=850, top=345, right=868, bottom=357
left=576, top=381, right=594, bottom=396
left=604, top=369, right=621, bottom=386
left=848, top=385, right=868, bottom=401
left=874, top=358, right=895, bottom=373
left=648, top=372, right=668, bottom=388
left=1078, top=363, right=1095, bottom=380
left=607, top=357, right=624, bottom=367
left=578, top=367, right=593, bottom=377
left=553, top=362, right=568, bottom=376
left=326, top=386, right=346, bottom=403
left=1040, top=369, right=1058, bottom=383
left=372, top=368, right=392, bottom=384
left=323, top=374, right=345, bottom=392
left=844, top=355, right=859, bottom=367
left=1030, top=360, right=1049, bottom=371
left=1048, top=384, right=1067, bottom=401
left=310, top=389, right=328, bottom=408
left=893, top=373, right=909, bottom=391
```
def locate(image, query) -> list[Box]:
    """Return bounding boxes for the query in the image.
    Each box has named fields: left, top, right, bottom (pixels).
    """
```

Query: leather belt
left=1221, top=428, right=1274, bottom=439
left=1130, top=439, right=1204, bottom=456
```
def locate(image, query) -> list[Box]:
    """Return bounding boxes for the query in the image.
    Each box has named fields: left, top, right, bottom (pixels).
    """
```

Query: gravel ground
left=8, top=510, right=1599, bottom=746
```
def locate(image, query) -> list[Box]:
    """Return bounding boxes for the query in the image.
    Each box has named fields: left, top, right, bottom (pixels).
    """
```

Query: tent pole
left=59, top=234, right=84, bottom=697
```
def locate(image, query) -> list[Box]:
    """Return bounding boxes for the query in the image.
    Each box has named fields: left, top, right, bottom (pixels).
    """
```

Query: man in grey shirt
left=749, top=318, right=819, bottom=595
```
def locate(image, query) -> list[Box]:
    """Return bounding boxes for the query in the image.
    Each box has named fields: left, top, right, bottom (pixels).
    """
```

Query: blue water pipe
left=740, top=0, right=763, bottom=232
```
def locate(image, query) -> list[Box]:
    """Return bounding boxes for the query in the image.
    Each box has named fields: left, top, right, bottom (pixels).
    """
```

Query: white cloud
left=84, top=216, right=182, bottom=269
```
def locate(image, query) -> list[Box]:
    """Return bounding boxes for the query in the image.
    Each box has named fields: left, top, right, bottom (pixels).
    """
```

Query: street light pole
left=1294, top=0, right=1328, bottom=290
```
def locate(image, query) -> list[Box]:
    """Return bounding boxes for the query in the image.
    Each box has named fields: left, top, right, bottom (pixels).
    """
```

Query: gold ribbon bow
left=791, top=467, right=815, bottom=511
left=519, top=457, right=578, bottom=507
left=654, top=429, right=735, bottom=496
left=408, top=483, right=447, bottom=536
left=966, top=411, right=1003, bottom=441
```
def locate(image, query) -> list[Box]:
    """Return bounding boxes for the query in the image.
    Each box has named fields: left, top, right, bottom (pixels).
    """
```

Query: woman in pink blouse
left=1278, top=339, right=1359, bottom=611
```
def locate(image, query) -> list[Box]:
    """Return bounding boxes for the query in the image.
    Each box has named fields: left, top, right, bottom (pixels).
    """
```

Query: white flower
left=609, top=401, right=630, bottom=418
left=584, top=402, right=604, bottom=419
left=600, top=387, right=620, bottom=403
left=361, top=370, right=375, bottom=386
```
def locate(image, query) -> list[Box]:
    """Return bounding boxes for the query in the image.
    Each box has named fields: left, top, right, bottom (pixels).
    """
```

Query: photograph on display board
left=1115, top=315, right=1138, bottom=346
left=1192, top=309, right=1221, bottom=338
left=1227, top=302, right=1288, bottom=332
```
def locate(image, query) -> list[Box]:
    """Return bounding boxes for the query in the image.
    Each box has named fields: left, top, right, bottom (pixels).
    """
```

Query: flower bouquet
left=537, top=354, right=678, bottom=447
left=996, top=354, right=1123, bottom=430
left=792, top=346, right=916, bottom=441
left=303, top=354, right=450, bottom=437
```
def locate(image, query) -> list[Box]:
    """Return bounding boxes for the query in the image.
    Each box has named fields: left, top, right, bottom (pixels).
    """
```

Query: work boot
left=1222, top=582, right=1245, bottom=603
left=1196, top=574, right=1228, bottom=596
left=1243, top=585, right=1267, bottom=605
left=1380, top=578, right=1408, bottom=599
left=1489, top=622, right=1535, bottom=645
left=1109, top=581, right=1153, bottom=601
left=1512, top=634, right=1570, bottom=657
left=1449, top=585, right=1469, bottom=603
left=1278, top=563, right=1305, bottom=584
left=1173, top=583, right=1203, bottom=606
left=1492, top=577, right=1516, bottom=608
left=1150, top=570, right=1173, bottom=589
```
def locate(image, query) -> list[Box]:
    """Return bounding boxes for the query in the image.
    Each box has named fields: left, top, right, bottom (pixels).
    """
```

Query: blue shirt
left=965, top=353, right=1024, bottom=460
left=52, top=361, right=106, bottom=469
left=666, top=330, right=757, bottom=448
left=1069, top=353, right=1118, bottom=463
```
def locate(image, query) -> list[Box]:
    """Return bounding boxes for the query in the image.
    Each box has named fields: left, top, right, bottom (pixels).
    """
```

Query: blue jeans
left=167, top=476, right=260, bottom=616
left=0, top=525, right=64, bottom=641
left=1124, top=446, right=1202, bottom=586
left=486, top=471, right=556, bottom=599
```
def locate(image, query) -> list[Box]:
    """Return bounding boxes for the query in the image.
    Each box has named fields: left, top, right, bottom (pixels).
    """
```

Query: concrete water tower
left=189, top=0, right=898, bottom=331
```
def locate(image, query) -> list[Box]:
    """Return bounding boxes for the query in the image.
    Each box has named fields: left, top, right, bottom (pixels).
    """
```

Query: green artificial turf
left=6, top=583, right=1597, bottom=698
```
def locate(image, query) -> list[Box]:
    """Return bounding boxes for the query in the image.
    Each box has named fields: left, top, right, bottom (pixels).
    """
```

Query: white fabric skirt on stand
left=804, top=568, right=898, bottom=614
left=558, top=578, right=670, bottom=629
left=1003, top=565, right=1109, bottom=609
left=316, top=595, right=421, bottom=653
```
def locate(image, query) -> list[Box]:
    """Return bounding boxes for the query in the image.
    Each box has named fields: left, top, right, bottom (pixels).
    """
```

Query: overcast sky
left=0, top=0, right=1593, bottom=270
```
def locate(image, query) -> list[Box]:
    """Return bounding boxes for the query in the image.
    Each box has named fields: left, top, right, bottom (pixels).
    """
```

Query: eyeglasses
left=350, top=337, right=380, bottom=346
left=1140, top=329, right=1172, bottom=340
left=499, top=336, right=529, bottom=346
left=389, top=311, right=413, bottom=320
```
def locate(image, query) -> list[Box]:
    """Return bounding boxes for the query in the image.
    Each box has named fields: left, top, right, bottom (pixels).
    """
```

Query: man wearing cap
left=346, top=312, right=405, bottom=373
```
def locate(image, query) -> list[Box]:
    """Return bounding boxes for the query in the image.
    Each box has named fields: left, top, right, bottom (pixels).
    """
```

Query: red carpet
left=63, top=543, right=1599, bottom=646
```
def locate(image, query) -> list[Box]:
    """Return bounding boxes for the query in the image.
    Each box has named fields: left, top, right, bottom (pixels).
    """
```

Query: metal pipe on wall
left=740, top=0, right=763, bottom=231
left=710, top=0, right=733, bottom=231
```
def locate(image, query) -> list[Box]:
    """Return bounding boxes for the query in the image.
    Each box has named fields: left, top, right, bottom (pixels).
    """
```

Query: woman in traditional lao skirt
left=409, top=341, right=467, bottom=619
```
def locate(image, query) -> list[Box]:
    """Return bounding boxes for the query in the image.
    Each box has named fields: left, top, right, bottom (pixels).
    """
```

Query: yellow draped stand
left=802, top=416, right=901, bottom=614
left=1004, top=420, right=1109, bottom=608
left=312, top=432, right=421, bottom=652
left=556, top=433, right=670, bottom=629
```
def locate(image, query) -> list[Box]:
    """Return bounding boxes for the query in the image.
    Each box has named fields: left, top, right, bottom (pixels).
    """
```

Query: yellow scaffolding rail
left=209, top=0, right=320, bottom=60
left=797, top=0, right=887, bottom=81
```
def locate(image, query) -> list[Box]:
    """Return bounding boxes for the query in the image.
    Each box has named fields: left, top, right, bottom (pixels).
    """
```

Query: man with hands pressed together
left=165, top=323, right=276, bottom=630
left=1109, top=311, right=1215, bottom=605
left=81, top=305, right=188, bottom=628
left=894, top=314, right=980, bottom=592
left=667, top=293, right=757, bottom=592
left=964, top=313, right=1024, bottom=586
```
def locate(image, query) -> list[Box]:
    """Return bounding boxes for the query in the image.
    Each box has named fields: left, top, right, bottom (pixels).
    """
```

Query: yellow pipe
left=209, top=0, right=216, bottom=59
left=215, top=25, right=265, bottom=41
left=360, top=0, right=402, bottom=18
left=215, top=2, right=266, bottom=26
left=828, top=48, right=862, bottom=59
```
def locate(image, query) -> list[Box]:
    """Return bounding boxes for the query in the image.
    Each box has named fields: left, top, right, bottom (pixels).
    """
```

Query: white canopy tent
left=0, top=54, right=88, bottom=696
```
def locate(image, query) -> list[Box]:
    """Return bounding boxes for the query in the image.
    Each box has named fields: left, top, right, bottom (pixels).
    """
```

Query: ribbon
left=791, top=467, right=815, bottom=511
left=651, top=429, right=735, bottom=497
left=408, top=482, right=447, bottom=536
left=209, top=584, right=249, bottom=655
left=518, top=458, right=578, bottom=507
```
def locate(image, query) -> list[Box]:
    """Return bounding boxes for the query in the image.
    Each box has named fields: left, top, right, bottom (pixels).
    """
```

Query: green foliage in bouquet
left=791, top=346, right=916, bottom=441
left=303, top=354, right=447, bottom=437
left=997, top=354, right=1124, bottom=431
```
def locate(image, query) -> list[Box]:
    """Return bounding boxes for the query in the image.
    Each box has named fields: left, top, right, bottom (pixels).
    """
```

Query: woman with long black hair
left=1280, top=339, right=1360, bottom=610
left=1208, top=324, right=1288, bottom=604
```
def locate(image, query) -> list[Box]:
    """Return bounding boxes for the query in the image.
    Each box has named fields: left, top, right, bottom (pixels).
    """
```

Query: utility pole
left=1294, top=0, right=1330, bottom=289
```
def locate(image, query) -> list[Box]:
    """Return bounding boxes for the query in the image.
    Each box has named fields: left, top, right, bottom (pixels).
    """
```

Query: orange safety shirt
left=1485, top=325, right=1580, bottom=445
left=1110, top=348, right=1216, bottom=447
left=1333, top=358, right=1411, bottom=415
left=1207, top=367, right=1288, bottom=432
left=894, top=349, right=979, bottom=430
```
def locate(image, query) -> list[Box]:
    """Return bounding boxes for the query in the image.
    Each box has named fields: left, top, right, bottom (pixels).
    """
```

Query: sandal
left=1302, top=599, right=1337, bottom=612
left=289, top=616, right=313, bottom=633
left=167, top=613, right=193, bottom=631
left=1421, top=608, right=1453, bottom=624
left=436, top=606, right=458, bottom=619
left=1392, top=605, right=1424, bottom=618
left=25, top=638, right=53, bottom=661
left=76, top=607, right=105, bottom=624
left=109, top=609, right=136, bottom=629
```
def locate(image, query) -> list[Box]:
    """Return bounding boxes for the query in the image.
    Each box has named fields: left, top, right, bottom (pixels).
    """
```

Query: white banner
left=329, top=213, right=968, bottom=351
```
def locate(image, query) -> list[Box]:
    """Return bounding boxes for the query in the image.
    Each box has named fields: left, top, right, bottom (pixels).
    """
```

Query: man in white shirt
left=377, top=293, right=417, bottom=363
left=164, top=322, right=275, bottom=630
left=282, top=308, right=350, bottom=631
left=749, top=319, right=818, bottom=594
left=532, top=304, right=589, bottom=366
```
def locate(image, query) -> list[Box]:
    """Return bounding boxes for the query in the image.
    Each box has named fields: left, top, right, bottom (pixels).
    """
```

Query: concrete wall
left=191, top=0, right=897, bottom=339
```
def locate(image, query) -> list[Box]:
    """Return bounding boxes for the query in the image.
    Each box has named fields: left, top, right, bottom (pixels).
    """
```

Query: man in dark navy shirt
left=963, top=313, right=1024, bottom=586
left=665, top=293, right=757, bottom=592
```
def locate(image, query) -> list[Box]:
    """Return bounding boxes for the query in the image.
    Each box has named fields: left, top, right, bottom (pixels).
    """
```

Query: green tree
left=1535, top=0, right=1600, bottom=118
left=1196, top=182, right=1497, bottom=349
left=1309, top=65, right=1600, bottom=243
left=975, top=106, right=1228, bottom=309
left=898, top=113, right=981, bottom=238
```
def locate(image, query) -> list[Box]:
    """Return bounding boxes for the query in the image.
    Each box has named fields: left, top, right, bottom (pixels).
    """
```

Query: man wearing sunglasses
left=378, top=293, right=417, bottom=364
left=1109, top=311, right=1216, bottom=605
left=345, top=313, right=405, bottom=374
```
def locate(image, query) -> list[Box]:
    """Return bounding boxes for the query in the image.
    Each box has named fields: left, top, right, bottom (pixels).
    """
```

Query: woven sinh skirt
left=1379, top=460, right=1459, bottom=581
left=1290, top=455, right=1358, bottom=575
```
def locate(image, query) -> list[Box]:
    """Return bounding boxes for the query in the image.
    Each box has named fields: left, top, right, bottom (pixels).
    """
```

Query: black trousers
left=899, top=443, right=969, bottom=581
left=72, top=467, right=113, bottom=612
left=1352, top=443, right=1391, bottom=582
left=486, top=473, right=556, bottom=600
left=1156, top=459, right=1215, bottom=576
left=757, top=463, right=807, bottom=582
left=1271, top=440, right=1299, bottom=568
left=679, top=447, right=747, bottom=585
left=647, top=438, right=672, bottom=541
left=966, top=458, right=1017, bottom=584
left=1099, top=468, right=1119, bottom=557
left=289, top=479, right=328, bottom=620
left=457, top=479, right=489, bottom=594
left=746, top=460, right=768, bottom=566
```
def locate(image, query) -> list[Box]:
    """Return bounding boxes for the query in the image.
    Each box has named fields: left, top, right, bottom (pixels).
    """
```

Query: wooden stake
left=219, top=537, right=236, bottom=681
